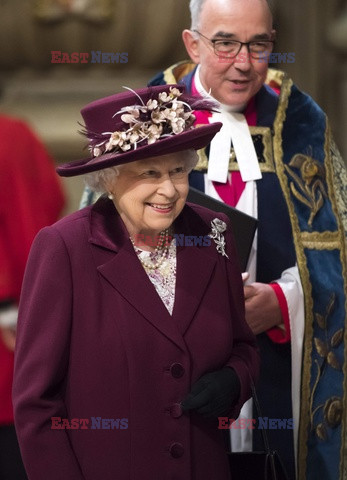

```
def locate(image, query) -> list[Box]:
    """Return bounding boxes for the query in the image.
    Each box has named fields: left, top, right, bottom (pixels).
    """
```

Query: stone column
left=272, top=0, right=346, bottom=157
left=326, top=3, right=347, bottom=158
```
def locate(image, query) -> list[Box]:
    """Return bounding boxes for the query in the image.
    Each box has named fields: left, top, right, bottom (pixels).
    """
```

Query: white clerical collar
left=194, top=65, right=262, bottom=184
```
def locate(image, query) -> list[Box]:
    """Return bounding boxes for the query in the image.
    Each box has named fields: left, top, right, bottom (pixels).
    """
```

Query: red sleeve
left=0, top=116, right=65, bottom=425
left=0, top=116, right=65, bottom=301
left=266, top=283, right=291, bottom=344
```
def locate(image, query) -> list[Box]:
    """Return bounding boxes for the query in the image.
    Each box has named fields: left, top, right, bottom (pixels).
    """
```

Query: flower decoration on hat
left=84, top=87, right=199, bottom=158
left=57, top=84, right=222, bottom=178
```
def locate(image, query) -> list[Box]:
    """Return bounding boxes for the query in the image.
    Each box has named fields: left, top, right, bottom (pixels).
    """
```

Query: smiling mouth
left=147, top=203, right=174, bottom=212
left=231, top=80, right=250, bottom=84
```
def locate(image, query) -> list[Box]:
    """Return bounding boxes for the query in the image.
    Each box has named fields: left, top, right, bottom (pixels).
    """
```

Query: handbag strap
left=250, top=380, right=272, bottom=454
left=252, top=379, right=290, bottom=480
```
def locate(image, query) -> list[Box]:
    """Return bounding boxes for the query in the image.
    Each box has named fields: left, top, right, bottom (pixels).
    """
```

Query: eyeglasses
left=193, top=30, right=274, bottom=59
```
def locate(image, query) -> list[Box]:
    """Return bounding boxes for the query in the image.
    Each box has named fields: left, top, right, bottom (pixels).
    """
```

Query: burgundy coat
left=13, top=197, right=259, bottom=480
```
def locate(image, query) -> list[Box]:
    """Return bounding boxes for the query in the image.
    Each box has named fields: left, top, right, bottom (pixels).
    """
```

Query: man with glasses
left=148, top=0, right=346, bottom=479
left=192, top=30, right=274, bottom=63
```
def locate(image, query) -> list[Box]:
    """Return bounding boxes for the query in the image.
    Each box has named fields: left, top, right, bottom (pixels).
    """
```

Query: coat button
left=169, top=442, right=184, bottom=458
left=170, top=403, right=183, bottom=418
left=170, top=363, right=184, bottom=378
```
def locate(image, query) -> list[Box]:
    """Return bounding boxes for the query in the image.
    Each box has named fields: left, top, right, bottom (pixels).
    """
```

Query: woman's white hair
left=84, top=149, right=199, bottom=194
left=189, top=0, right=274, bottom=30
left=84, top=165, right=123, bottom=194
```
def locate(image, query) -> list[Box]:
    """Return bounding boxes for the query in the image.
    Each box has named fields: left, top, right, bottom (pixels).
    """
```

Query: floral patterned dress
left=132, top=240, right=177, bottom=315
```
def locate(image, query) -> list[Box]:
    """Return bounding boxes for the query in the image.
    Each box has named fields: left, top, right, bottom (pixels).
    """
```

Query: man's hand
left=1, top=327, right=16, bottom=351
left=244, top=282, right=282, bottom=335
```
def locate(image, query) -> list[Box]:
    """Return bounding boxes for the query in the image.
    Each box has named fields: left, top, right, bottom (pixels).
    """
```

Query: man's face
left=183, top=0, right=275, bottom=107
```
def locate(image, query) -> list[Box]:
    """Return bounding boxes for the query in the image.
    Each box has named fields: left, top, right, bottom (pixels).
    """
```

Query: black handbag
left=227, top=384, right=290, bottom=480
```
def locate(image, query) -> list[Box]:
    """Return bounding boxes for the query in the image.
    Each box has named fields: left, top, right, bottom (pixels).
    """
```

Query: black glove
left=181, top=367, right=241, bottom=419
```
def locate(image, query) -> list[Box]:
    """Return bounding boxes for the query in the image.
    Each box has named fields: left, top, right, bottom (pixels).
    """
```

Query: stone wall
left=0, top=0, right=345, bottom=212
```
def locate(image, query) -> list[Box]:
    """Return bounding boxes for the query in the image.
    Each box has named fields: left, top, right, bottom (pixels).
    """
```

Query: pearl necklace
left=130, top=229, right=169, bottom=270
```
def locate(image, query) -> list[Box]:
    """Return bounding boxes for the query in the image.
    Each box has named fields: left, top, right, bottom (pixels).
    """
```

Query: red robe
left=0, top=115, right=65, bottom=424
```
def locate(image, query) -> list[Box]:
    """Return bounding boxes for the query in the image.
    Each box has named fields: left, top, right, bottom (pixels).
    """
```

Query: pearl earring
left=108, top=192, right=114, bottom=200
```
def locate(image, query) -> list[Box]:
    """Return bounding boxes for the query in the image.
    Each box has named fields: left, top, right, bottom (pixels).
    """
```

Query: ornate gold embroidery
left=250, top=127, right=275, bottom=172
left=330, top=136, right=347, bottom=234
left=266, top=68, right=285, bottom=89
left=195, top=147, right=209, bottom=171
left=177, top=62, right=347, bottom=475
left=163, top=60, right=196, bottom=85
left=300, top=231, right=341, bottom=250
left=310, top=295, right=344, bottom=441
left=194, top=127, right=275, bottom=173
left=324, top=397, right=343, bottom=428
left=271, top=75, right=313, bottom=478
left=315, top=397, right=343, bottom=441
left=324, top=125, right=347, bottom=478
left=285, top=154, right=328, bottom=227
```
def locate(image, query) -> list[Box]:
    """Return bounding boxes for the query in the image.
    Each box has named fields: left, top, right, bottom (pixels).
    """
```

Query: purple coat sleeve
left=13, top=227, right=85, bottom=480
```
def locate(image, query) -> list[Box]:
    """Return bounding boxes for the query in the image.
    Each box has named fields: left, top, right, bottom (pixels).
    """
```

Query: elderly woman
left=13, top=85, right=259, bottom=480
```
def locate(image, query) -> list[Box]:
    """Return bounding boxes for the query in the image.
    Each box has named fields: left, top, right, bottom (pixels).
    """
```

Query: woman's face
left=108, top=151, right=193, bottom=237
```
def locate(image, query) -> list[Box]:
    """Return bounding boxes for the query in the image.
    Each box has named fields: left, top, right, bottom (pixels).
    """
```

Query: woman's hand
left=181, top=368, right=241, bottom=418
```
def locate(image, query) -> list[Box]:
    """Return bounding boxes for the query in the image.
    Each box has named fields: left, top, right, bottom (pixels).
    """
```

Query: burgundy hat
left=56, top=84, right=222, bottom=177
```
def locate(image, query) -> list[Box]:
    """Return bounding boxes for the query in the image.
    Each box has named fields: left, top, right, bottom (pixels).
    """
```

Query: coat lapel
left=88, top=198, right=217, bottom=347
left=172, top=205, right=217, bottom=335
left=88, top=197, right=187, bottom=352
